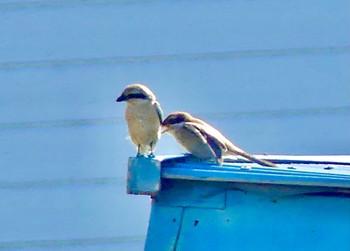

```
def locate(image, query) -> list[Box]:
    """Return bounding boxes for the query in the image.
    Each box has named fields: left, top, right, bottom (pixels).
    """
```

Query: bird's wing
left=153, top=101, right=163, bottom=124
left=188, top=121, right=277, bottom=167
left=185, top=122, right=226, bottom=160
left=183, top=123, right=208, bottom=144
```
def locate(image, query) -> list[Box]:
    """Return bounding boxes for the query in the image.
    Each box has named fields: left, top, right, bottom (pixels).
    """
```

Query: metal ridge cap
left=161, top=165, right=350, bottom=188
left=158, top=154, right=350, bottom=166
left=169, top=162, right=350, bottom=179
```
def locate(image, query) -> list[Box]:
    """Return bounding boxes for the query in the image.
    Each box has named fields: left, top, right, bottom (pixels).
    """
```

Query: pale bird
left=162, top=112, right=276, bottom=167
left=116, top=83, right=163, bottom=157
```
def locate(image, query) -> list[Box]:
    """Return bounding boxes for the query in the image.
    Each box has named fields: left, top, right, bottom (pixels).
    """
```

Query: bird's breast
left=125, top=102, right=161, bottom=144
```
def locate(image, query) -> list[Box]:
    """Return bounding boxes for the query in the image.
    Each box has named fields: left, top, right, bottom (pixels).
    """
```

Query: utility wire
left=0, top=235, right=146, bottom=249
left=1, top=106, right=349, bottom=130
left=1, top=46, right=349, bottom=70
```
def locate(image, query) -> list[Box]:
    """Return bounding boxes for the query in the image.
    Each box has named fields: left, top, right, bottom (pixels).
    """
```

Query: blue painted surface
left=163, top=157, right=350, bottom=186
left=130, top=156, right=350, bottom=251
left=1, top=0, right=349, bottom=250
left=128, top=157, right=161, bottom=195
left=175, top=191, right=350, bottom=251
left=146, top=204, right=183, bottom=251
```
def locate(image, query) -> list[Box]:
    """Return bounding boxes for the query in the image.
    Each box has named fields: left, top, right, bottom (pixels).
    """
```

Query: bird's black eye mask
left=117, top=92, right=149, bottom=102
left=163, top=116, right=186, bottom=125
left=125, top=93, right=149, bottom=100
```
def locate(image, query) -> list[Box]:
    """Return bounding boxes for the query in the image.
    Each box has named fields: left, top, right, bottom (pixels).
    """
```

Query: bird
left=162, top=111, right=276, bottom=167
left=116, top=83, right=163, bottom=157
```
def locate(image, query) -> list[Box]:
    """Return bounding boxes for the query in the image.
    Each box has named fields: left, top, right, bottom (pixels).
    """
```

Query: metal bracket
left=127, top=157, right=161, bottom=196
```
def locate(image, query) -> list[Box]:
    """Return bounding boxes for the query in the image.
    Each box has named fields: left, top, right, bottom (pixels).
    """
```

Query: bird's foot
left=136, top=153, right=147, bottom=158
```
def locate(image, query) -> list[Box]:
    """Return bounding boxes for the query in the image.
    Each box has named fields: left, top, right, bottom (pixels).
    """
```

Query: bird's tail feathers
left=235, top=150, right=277, bottom=167
left=227, top=145, right=277, bottom=167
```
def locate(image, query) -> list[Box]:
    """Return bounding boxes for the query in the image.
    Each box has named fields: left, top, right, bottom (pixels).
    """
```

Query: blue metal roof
left=160, top=155, right=350, bottom=188
left=127, top=155, right=350, bottom=251
left=127, top=155, right=350, bottom=197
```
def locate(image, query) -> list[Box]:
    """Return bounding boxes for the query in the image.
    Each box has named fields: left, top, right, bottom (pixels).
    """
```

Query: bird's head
left=162, top=112, right=194, bottom=133
left=116, top=83, right=156, bottom=103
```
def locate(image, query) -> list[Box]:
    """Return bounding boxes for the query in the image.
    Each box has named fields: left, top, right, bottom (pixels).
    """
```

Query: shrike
left=116, top=83, right=163, bottom=157
left=162, top=112, right=276, bottom=167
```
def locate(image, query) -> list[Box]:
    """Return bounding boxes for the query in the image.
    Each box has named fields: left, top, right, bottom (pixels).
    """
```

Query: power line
left=1, top=46, right=349, bottom=70
left=0, top=235, right=145, bottom=249
left=1, top=106, right=349, bottom=130
left=0, top=0, right=163, bottom=11
left=0, top=177, right=125, bottom=190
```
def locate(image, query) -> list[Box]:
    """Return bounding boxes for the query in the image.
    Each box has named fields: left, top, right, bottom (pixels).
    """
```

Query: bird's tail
left=236, top=151, right=277, bottom=167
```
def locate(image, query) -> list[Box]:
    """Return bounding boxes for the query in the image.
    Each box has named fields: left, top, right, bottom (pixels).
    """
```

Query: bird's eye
left=170, top=116, right=185, bottom=124
left=170, top=118, right=178, bottom=124
left=127, top=92, right=148, bottom=100
left=164, top=117, right=176, bottom=125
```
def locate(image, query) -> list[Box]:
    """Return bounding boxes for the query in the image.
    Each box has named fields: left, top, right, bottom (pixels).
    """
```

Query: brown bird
left=116, top=83, right=163, bottom=157
left=162, top=112, right=276, bottom=167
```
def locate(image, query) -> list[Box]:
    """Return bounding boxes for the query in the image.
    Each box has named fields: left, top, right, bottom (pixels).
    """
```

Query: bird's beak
left=116, top=94, right=127, bottom=102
